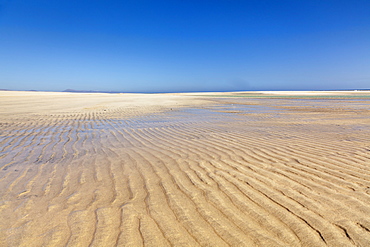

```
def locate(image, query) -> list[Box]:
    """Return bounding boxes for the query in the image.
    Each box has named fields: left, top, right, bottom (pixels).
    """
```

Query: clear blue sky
left=1, top=0, right=369, bottom=92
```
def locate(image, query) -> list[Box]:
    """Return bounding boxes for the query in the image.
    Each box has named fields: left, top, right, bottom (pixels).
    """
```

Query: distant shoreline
left=1, top=88, right=370, bottom=94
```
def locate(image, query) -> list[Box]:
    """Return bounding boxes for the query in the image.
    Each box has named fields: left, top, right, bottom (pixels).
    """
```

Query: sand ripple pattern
left=1, top=93, right=370, bottom=246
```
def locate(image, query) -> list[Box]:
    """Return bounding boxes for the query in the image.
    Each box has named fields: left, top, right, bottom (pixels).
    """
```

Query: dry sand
left=1, top=90, right=370, bottom=246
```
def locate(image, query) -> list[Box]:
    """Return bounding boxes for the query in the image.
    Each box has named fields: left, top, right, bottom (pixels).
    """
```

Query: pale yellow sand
left=1, top=91, right=370, bottom=246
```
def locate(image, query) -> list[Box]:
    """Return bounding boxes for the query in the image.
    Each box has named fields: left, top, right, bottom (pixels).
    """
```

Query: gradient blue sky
left=1, top=0, right=369, bottom=92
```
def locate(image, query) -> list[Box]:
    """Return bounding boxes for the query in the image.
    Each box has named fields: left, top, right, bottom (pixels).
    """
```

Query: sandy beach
left=1, top=90, right=370, bottom=246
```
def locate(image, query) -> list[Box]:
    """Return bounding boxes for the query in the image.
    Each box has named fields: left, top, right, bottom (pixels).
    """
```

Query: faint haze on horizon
left=0, top=0, right=369, bottom=92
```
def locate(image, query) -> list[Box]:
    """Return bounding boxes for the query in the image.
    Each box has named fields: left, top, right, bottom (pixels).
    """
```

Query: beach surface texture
left=1, top=90, right=370, bottom=246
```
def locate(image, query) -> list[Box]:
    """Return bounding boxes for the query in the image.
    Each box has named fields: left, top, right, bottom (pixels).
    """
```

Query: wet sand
left=1, top=91, right=370, bottom=246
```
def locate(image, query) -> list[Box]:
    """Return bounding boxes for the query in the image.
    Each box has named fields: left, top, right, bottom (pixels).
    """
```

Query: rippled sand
left=1, top=91, right=370, bottom=246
